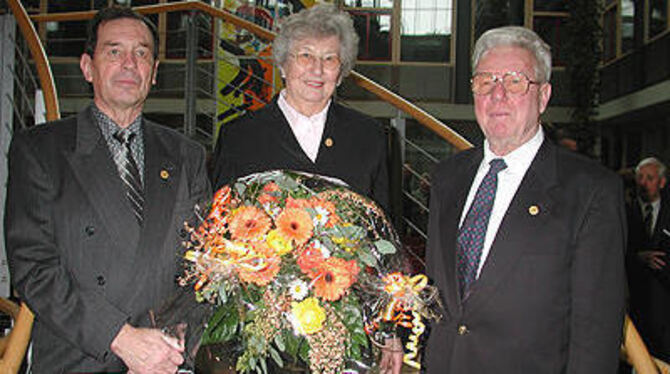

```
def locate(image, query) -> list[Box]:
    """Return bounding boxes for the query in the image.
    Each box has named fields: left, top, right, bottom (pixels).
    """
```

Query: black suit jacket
left=211, top=98, right=389, bottom=210
left=626, top=196, right=670, bottom=360
left=5, top=106, right=210, bottom=372
left=424, top=139, right=626, bottom=373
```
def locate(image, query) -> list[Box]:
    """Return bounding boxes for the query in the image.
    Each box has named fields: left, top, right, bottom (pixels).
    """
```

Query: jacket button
left=96, top=275, right=105, bottom=286
left=85, top=226, right=95, bottom=236
left=457, top=324, right=469, bottom=335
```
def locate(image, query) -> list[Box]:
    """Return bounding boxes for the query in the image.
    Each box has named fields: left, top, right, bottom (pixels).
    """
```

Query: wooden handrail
left=350, top=72, right=472, bottom=150
left=27, top=1, right=470, bottom=149
left=8, top=0, right=60, bottom=122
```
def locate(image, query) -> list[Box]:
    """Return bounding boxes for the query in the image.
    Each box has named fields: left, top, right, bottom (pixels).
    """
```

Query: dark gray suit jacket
left=211, top=98, right=390, bottom=210
left=5, top=106, right=210, bottom=372
left=626, top=195, right=670, bottom=361
left=424, top=139, right=626, bottom=373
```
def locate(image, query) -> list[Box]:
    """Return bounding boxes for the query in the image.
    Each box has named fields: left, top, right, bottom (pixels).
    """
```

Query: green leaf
left=357, top=247, right=377, bottom=267
left=201, top=303, right=239, bottom=345
left=270, top=346, right=284, bottom=368
left=234, top=182, right=246, bottom=196
left=259, top=357, right=267, bottom=374
left=274, top=334, right=285, bottom=352
left=275, top=174, right=300, bottom=190
left=375, top=239, right=397, bottom=255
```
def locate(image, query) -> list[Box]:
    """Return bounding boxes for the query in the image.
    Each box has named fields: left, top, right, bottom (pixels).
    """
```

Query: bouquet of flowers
left=179, top=170, right=441, bottom=373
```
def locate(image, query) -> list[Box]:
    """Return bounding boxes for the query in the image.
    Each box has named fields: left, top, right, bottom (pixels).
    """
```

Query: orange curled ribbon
left=381, top=273, right=428, bottom=320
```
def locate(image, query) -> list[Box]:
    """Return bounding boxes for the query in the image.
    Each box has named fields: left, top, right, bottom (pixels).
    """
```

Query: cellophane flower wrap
left=180, top=170, right=441, bottom=373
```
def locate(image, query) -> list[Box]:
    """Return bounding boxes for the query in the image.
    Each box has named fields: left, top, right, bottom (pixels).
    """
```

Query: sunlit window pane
left=400, top=0, right=452, bottom=62
left=343, top=0, right=393, bottom=8
left=621, top=0, right=635, bottom=54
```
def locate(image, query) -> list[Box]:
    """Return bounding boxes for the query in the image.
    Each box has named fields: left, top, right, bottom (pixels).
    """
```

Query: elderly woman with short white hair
left=212, top=4, right=389, bottom=211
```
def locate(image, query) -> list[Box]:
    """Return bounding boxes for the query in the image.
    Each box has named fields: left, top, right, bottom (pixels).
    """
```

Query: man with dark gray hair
left=627, top=156, right=670, bottom=362
left=424, top=26, right=625, bottom=373
left=5, top=6, right=209, bottom=373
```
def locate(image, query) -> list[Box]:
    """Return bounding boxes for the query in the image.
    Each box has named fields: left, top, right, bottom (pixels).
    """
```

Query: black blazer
left=211, top=98, right=390, bottom=210
left=626, top=195, right=670, bottom=361
left=424, top=139, right=626, bottom=373
left=5, top=106, right=211, bottom=372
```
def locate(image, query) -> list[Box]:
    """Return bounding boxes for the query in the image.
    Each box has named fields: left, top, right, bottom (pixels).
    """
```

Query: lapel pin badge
left=325, top=137, right=333, bottom=147
left=528, top=205, right=540, bottom=216
left=160, top=169, right=170, bottom=180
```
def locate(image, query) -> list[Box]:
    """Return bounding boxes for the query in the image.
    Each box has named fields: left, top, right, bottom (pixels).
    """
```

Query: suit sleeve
left=4, top=134, right=129, bottom=361
left=566, top=176, right=626, bottom=373
left=210, top=124, right=237, bottom=191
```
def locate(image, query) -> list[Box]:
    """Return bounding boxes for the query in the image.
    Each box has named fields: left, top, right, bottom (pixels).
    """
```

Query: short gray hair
left=636, top=157, right=667, bottom=178
left=472, top=26, right=552, bottom=82
left=273, top=4, right=359, bottom=78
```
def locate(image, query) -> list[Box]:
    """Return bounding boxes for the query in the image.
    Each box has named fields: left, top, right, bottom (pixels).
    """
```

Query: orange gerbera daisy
left=276, top=208, right=313, bottom=245
left=297, top=244, right=326, bottom=278
left=228, top=206, right=271, bottom=240
left=285, top=197, right=310, bottom=209
left=236, top=252, right=281, bottom=286
left=263, top=182, right=280, bottom=192
left=257, top=192, right=278, bottom=205
left=312, top=257, right=360, bottom=301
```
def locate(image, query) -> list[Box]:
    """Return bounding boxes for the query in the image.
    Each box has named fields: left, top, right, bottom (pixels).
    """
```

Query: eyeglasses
left=471, top=71, right=542, bottom=95
left=289, top=51, right=341, bottom=71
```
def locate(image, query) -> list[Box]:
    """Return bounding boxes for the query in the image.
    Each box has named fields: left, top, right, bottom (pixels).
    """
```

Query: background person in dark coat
left=424, top=26, right=626, bottom=373
left=627, top=157, right=670, bottom=362
left=4, top=7, right=210, bottom=373
left=211, top=4, right=389, bottom=211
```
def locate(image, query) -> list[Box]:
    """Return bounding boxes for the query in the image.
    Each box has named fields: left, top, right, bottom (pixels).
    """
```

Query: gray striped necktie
left=113, top=131, right=144, bottom=224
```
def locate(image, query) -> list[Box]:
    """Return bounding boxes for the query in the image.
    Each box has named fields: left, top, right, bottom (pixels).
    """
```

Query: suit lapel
left=66, top=107, right=141, bottom=256
left=136, top=122, right=180, bottom=257
left=465, top=140, right=560, bottom=314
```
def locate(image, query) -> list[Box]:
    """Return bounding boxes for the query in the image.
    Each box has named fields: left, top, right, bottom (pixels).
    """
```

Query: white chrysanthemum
left=312, top=206, right=330, bottom=226
left=289, top=279, right=309, bottom=301
left=312, top=239, right=330, bottom=258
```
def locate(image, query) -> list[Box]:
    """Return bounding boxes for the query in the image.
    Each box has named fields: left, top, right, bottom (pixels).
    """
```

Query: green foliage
left=564, top=0, right=604, bottom=151
left=335, top=294, right=369, bottom=361
left=200, top=302, right=239, bottom=345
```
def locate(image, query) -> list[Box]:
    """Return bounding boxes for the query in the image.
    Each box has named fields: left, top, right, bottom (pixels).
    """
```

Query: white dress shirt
left=277, top=90, right=330, bottom=163
left=460, top=127, right=545, bottom=277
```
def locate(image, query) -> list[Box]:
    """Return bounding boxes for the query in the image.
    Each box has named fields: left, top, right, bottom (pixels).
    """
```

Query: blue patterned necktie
left=457, top=158, right=507, bottom=299
left=113, top=131, right=144, bottom=224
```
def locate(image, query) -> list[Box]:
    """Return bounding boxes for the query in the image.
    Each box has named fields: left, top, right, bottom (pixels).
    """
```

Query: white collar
left=483, top=126, right=544, bottom=175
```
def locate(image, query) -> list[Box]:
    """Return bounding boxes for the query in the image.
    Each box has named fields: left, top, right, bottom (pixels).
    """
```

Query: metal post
left=391, top=110, right=406, bottom=165
left=0, top=14, right=16, bottom=298
left=184, top=11, right=198, bottom=138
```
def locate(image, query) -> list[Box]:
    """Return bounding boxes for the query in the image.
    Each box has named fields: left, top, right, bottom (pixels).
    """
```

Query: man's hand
left=638, top=250, right=667, bottom=270
left=111, top=323, right=184, bottom=374
left=379, top=337, right=403, bottom=374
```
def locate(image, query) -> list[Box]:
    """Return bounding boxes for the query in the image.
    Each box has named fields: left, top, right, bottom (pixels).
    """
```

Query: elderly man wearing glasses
left=211, top=4, right=389, bottom=211
left=423, top=26, right=626, bottom=373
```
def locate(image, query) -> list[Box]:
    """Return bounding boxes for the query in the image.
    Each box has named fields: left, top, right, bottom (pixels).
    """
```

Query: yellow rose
left=291, top=297, right=325, bottom=335
left=266, top=229, right=293, bottom=256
